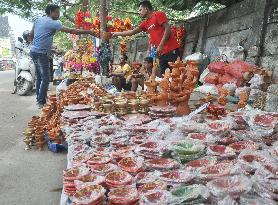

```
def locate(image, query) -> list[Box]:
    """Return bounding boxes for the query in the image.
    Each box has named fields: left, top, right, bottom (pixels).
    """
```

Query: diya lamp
left=138, top=98, right=149, bottom=114
left=115, top=98, right=128, bottom=116
left=23, top=128, right=33, bottom=150
left=103, top=103, right=114, bottom=114
left=128, top=98, right=140, bottom=114
left=218, top=88, right=229, bottom=106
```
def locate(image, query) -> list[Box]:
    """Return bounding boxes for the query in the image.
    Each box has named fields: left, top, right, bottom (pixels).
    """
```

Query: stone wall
left=113, top=0, right=278, bottom=82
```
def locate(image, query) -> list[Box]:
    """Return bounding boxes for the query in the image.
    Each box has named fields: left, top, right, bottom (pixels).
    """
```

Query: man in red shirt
left=112, top=0, right=180, bottom=75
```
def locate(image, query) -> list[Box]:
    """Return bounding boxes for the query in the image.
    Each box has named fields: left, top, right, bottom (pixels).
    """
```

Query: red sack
left=226, top=60, right=252, bottom=78
left=204, top=72, right=219, bottom=85
left=219, top=74, right=243, bottom=87
left=219, top=74, right=237, bottom=85
left=208, top=62, right=228, bottom=75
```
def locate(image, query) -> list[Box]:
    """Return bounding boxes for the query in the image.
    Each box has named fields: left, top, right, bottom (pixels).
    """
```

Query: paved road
left=0, top=70, right=66, bottom=205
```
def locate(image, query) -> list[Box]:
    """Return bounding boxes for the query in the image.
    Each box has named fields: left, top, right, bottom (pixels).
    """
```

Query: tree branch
left=62, top=5, right=74, bottom=23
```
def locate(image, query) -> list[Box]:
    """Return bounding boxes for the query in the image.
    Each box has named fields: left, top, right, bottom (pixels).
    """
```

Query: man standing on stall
left=112, top=0, right=180, bottom=76
left=30, top=4, right=96, bottom=108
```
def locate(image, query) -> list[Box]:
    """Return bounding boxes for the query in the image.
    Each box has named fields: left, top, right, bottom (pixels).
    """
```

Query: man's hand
left=157, top=44, right=164, bottom=55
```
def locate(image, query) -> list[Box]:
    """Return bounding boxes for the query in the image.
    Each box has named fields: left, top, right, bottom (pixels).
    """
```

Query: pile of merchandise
left=201, top=60, right=272, bottom=102
left=58, top=80, right=278, bottom=204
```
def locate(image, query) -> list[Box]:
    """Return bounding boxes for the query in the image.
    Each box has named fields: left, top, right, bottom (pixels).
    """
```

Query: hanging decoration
left=92, top=16, right=101, bottom=34
left=173, top=24, right=185, bottom=47
left=83, top=10, right=92, bottom=30
left=75, top=9, right=85, bottom=29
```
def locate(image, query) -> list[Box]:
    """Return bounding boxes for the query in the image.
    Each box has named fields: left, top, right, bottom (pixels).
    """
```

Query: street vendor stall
left=23, top=58, right=278, bottom=205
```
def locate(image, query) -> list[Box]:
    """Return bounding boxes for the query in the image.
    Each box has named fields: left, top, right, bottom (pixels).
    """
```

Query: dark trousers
left=159, top=48, right=180, bottom=75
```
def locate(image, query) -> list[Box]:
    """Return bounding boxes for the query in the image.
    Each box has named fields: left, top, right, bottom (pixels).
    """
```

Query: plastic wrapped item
left=225, top=60, right=252, bottom=79
left=249, top=74, right=264, bottom=89
left=170, top=140, right=206, bottom=164
left=159, top=170, right=195, bottom=185
left=135, top=141, right=167, bottom=159
left=207, top=175, right=252, bottom=199
left=187, top=133, right=217, bottom=145
left=218, top=74, right=239, bottom=86
left=145, top=157, right=180, bottom=171
left=204, top=72, right=219, bottom=84
left=217, top=196, right=238, bottom=205
left=249, top=89, right=265, bottom=101
left=140, top=190, right=172, bottom=205
left=237, top=150, right=269, bottom=174
left=135, top=171, right=161, bottom=185
left=170, top=184, right=209, bottom=204
left=200, top=160, right=235, bottom=180
left=240, top=194, right=276, bottom=205
left=105, top=170, right=133, bottom=188
left=63, top=166, right=90, bottom=182
left=87, top=155, right=112, bottom=166
left=223, top=83, right=237, bottom=96
left=235, top=87, right=251, bottom=97
left=111, top=146, right=135, bottom=162
left=108, top=185, right=139, bottom=205
left=118, top=156, right=144, bottom=173
left=207, top=144, right=236, bottom=159
left=90, top=163, right=119, bottom=176
left=72, top=184, right=106, bottom=205
left=208, top=62, right=228, bottom=75
left=252, top=169, right=278, bottom=201
left=75, top=174, right=105, bottom=186
left=138, top=181, right=167, bottom=194
left=184, top=157, right=217, bottom=171
left=194, top=84, right=218, bottom=95
left=207, top=120, right=231, bottom=136
left=228, top=140, right=260, bottom=154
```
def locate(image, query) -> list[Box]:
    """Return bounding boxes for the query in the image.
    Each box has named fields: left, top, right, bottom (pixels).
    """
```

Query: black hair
left=45, top=4, right=60, bottom=15
left=122, top=54, right=128, bottom=61
left=144, top=57, right=153, bottom=64
left=138, top=0, right=153, bottom=10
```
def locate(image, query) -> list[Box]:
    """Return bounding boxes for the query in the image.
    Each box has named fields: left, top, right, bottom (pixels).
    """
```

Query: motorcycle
left=14, top=37, right=35, bottom=96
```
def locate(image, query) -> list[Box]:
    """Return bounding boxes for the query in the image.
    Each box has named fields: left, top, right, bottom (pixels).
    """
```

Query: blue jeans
left=30, top=52, right=50, bottom=104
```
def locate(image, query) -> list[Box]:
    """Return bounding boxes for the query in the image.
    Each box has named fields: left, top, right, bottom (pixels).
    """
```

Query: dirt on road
left=0, top=70, right=66, bottom=205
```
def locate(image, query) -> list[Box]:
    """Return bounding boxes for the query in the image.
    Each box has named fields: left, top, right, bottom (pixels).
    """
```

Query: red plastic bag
left=208, top=62, right=228, bottom=74
left=204, top=72, right=219, bottom=85
left=225, top=60, right=252, bottom=78
left=219, top=74, right=237, bottom=85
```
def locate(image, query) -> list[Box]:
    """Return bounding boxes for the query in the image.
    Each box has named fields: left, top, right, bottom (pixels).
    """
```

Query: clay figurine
left=218, top=88, right=229, bottom=106
left=238, top=91, right=249, bottom=109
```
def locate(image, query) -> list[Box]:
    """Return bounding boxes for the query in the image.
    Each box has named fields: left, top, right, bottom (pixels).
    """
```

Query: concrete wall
left=113, top=0, right=278, bottom=82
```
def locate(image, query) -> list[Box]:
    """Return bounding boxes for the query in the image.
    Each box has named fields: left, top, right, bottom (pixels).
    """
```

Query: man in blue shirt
left=30, top=4, right=95, bottom=108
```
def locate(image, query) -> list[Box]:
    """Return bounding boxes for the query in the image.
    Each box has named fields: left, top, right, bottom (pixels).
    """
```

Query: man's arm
left=112, top=27, right=142, bottom=37
left=157, top=22, right=171, bottom=54
left=59, top=27, right=95, bottom=35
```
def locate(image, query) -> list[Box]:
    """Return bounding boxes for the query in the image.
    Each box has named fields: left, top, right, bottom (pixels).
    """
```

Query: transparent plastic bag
left=108, top=185, right=139, bottom=205
left=207, top=175, right=252, bottom=199
left=249, top=74, right=264, bottom=89
left=217, top=196, right=238, bottom=205
left=207, top=144, right=236, bottom=159
left=170, top=184, right=209, bottom=205
left=72, top=184, right=106, bottom=205
left=240, top=194, right=277, bottom=205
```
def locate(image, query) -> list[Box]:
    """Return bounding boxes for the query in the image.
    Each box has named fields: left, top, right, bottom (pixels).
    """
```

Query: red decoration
left=75, top=9, right=85, bottom=29
left=83, top=10, right=91, bottom=30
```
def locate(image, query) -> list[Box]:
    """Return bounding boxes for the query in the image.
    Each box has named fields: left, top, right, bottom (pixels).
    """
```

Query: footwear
left=37, top=103, right=44, bottom=109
